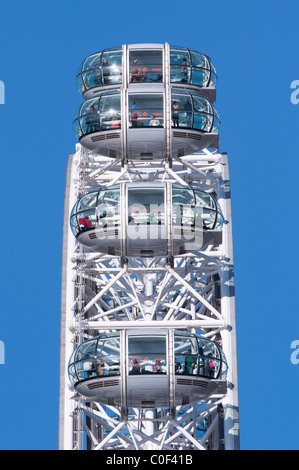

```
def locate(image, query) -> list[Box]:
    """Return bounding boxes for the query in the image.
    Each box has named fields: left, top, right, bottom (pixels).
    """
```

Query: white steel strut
left=59, top=145, right=240, bottom=450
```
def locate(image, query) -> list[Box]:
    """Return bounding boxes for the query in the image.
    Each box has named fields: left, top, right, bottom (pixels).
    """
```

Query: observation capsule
left=73, top=88, right=219, bottom=159
left=76, top=44, right=217, bottom=102
left=70, top=182, right=224, bottom=257
left=68, top=329, right=228, bottom=407
left=73, top=44, right=219, bottom=159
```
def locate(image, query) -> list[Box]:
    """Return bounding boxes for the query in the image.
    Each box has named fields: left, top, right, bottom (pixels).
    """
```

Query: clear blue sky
left=0, top=0, right=298, bottom=450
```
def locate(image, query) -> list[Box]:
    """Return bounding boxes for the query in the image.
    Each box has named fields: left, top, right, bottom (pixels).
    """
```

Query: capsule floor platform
left=75, top=374, right=227, bottom=408
left=79, top=129, right=219, bottom=160
left=77, top=225, right=222, bottom=257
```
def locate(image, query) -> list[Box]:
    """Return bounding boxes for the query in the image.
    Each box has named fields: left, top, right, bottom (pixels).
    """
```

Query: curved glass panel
left=128, top=93, right=164, bottom=128
left=101, top=49, right=123, bottom=86
left=192, top=94, right=213, bottom=132
left=211, top=107, right=220, bottom=133
left=174, top=332, right=228, bottom=379
left=171, top=90, right=219, bottom=132
left=194, top=189, right=224, bottom=230
left=71, top=339, right=98, bottom=383
left=210, top=63, right=217, bottom=88
left=68, top=331, right=227, bottom=387
left=70, top=190, right=98, bottom=236
left=77, top=53, right=102, bottom=94
left=172, top=184, right=196, bottom=227
left=171, top=90, right=193, bottom=128
left=74, top=91, right=218, bottom=139
left=76, top=48, right=123, bottom=94
left=170, top=47, right=217, bottom=88
left=96, top=334, right=121, bottom=376
left=68, top=333, right=121, bottom=386
left=73, top=91, right=121, bottom=139
left=190, top=51, right=210, bottom=87
left=70, top=186, right=120, bottom=237
left=170, top=47, right=191, bottom=84
left=129, top=50, right=163, bottom=83
left=97, top=186, right=121, bottom=230
left=82, top=53, right=101, bottom=72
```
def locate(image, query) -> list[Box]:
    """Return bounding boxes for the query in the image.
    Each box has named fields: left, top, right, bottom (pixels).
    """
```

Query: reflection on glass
left=171, top=90, right=219, bottom=132
left=129, top=50, right=163, bottom=83
left=128, top=336, right=166, bottom=375
left=194, top=189, right=223, bottom=230
left=96, top=186, right=120, bottom=230
left=76, top=46, right=217, bottom=94
left=70, top=190, right=98, bottom=236
left=174, top=332, right=227, bottom=379
left=76, top=48, right=123, bottom=93
left=70, top=184, right=223, bottom=239
left=73, top=91, right=121, bottom=139
left=101, top=50, right=122, bottom=86
left=169, top=47, right=217, bottom=88
left=128, top=187, right=164, bottom=225
left=70, top=186, right=120, bottom=237
left=172, top=185, right=195, bottom=227
left=68, top=334, right=121, bottom=386
left=170, top=49, right=190, bottom=84
left=128, top=93, right=164, bottom=128
left=73, top=89, right=219, bottom=139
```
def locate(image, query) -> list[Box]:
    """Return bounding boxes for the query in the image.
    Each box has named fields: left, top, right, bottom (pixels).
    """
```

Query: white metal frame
left=59, top=145, right=239, bottom=450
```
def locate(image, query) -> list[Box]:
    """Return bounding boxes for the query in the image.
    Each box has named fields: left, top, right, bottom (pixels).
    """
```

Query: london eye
left=59, top=43, right=239, bottom=451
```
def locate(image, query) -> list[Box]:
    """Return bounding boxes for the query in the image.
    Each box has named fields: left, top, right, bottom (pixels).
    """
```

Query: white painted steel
left=59, top=146, right=239, bottom=450
left=217, top=153, right=240, bottom=449
left=59, top=43, right=239, bottom=450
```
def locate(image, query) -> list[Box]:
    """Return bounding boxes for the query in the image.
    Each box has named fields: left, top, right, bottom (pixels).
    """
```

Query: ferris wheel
left=58, top=43, right=239, bottom=451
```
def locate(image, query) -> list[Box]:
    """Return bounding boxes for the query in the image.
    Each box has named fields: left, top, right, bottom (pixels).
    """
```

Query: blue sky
left=0, top=0, right=298, bottom=450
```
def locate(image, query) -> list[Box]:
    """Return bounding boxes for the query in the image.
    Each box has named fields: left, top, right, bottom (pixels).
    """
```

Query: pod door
left=127, top=332, right=169, bottom=407
left=127, top=90, right=165, bottom=159
left=126, top=184, right=167, bottom=257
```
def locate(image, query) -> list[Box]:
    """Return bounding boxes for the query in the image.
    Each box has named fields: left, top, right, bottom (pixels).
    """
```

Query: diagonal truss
left=59, top=145, right=239, bottom=450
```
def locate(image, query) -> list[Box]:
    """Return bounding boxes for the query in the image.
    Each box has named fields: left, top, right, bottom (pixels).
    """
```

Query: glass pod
left=70, top=182, right=224, bottom=257
left=76, top=44, right=217, bottom=102
left=68, top=329, right=228, bottom=407
left=76, top=47, right=123, bottom=97
left=169, top=46, right=217, bottom=101
left=73, top=88, right=219, bottom=159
